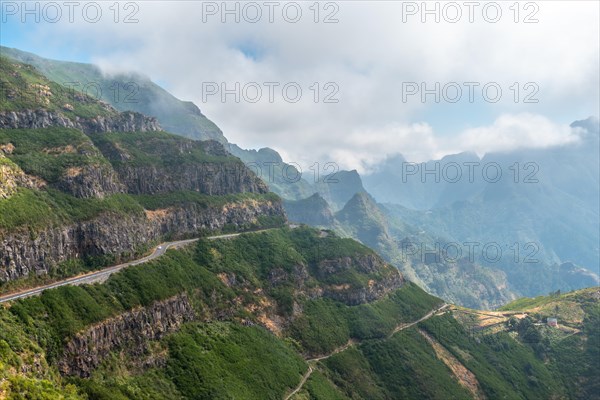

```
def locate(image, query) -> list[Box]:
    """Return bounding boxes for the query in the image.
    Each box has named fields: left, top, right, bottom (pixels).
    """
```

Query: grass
left=289, top=282, right=442, bottom=355
left=420, top=314, right=566, bottom=399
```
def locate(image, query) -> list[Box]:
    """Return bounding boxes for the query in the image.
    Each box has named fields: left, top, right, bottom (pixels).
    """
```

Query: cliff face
left=0, top=109, right=161, bottom=134
left=59, top=294, right=196, bottom=377
left=93, top=136, right=268, bottom=196
left=113, top=162, right=268, bottom=195
left=0, top=199, right=284, bottom=282
left=54, top=163, right=125, bottom=199
left=0, top=99, right=282, bottom=283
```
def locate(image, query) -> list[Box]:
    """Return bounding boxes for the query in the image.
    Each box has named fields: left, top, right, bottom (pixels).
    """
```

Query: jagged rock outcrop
left=92, top=137, right=268, bottom=195
left=59, top=294, right=195, bottom=377
left=0, top=109, right=161, bottom=133
left=0, top=212, right=153, bottom=282
left=146, top=198, right=284, bottom=234
left=0, top=199, right=285, bottom=282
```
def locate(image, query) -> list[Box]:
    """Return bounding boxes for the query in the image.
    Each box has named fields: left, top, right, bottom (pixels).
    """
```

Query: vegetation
left=89, top=130, right=237, bottom=167
left=0, top=188, right=144, bottom=232
left=166, top=323, right=306, bottom=400
left=0, top=127, right=109, bottom=183
left=133, top=190, right=280, bottom=211
left=1, top=46, right=226, bottom=143
left=0, top=56, right=114, bottom=118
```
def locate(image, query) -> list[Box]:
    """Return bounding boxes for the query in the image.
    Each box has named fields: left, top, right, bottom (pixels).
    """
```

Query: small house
left=547, top=318, right=558, bottom=327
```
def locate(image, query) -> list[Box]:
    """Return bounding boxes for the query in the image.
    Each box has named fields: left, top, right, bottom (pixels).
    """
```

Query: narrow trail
left=284, top=303, right=449, bottom=400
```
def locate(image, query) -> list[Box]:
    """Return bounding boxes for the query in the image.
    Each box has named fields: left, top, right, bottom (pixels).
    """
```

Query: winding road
left=284, top=303, right=450, bottom=400
left=0, top=231, right=252, bottom=304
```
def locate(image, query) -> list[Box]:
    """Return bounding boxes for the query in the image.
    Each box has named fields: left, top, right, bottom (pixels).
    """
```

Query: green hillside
left=1, top=46, right=226, bottom=143
left=3, top=232, right=596, bottom=399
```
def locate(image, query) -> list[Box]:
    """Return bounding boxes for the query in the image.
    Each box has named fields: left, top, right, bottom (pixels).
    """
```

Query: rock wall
left=0, top=199, right=285, bottom=282
left=0, top=109, right=161, bottom=133
left=59, top=294, right=195, bottom=377
left=113, top=162, right=268, bottom=195
left=54, top=163, right=125, bottom=199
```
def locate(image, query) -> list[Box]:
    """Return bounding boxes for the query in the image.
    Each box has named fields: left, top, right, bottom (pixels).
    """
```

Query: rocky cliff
left=59, top=293, right=196, bottom=377
left=0, top=109, right=161, bottom=134
left=0, top=198, right=284, bottom=282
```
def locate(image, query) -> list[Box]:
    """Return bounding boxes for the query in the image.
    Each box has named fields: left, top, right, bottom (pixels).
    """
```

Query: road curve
left=0, top=231, right=260, bottom=304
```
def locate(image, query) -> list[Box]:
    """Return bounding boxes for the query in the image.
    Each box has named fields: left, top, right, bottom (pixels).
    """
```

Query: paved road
left=0, top=231, right=253, bottom=304
left=284, top=303, right=449, bottom=399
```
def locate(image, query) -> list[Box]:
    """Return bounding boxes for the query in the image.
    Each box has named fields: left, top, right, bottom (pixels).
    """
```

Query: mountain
left=230, top=143, right=366, bottom=210
left=0, top=55, right=283, bottom=286
left=284, top=193, right=335, bottom=226
left=286, top=189, right=598, bottom=309
left=0, top=46, right=227, bottom=144
left=363, top=120, right=600, bottom=270
left=228, top=143, right=315, bottom=200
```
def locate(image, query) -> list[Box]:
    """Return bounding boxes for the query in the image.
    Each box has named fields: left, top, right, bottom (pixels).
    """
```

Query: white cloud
left=453, top=113, right=581, bottom=156
left=12, top=0, right=599, bottom=170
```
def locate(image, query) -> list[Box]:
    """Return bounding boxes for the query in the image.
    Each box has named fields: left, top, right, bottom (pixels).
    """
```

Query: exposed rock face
left=92, top=137, right=269, bottom=195
left=146, top=198, right=284, bottom=234
left=0, top=109, right=161, bottom=133
left=0, top=212, right=153, bottom=282
left=0, top=199, right=285, bottom=282
left=55, top=163, right=124, bottom=198
left=113, top=162, right=268, bottom=195
left=59, top=294, right=195, bottom=377
left=324, top=272, right=404, bottom=306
